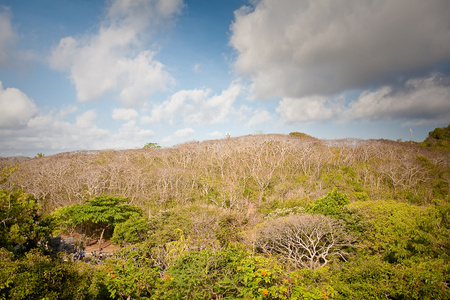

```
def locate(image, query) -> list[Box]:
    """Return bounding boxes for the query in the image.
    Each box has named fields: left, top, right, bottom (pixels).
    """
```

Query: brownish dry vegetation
left=2, top=133, right=448, bottom=216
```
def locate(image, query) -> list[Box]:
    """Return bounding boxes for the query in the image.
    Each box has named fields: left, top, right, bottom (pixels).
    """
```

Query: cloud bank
left=50, top=0, right=183, bottom=106
left=277, top=74, right=450, bottom=124
left=0, top=83, right=155, bottom=156
left=231, top=0, right=450, bottom=99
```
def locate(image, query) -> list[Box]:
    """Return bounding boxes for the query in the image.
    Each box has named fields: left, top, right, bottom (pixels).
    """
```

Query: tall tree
left=53, top=196, right=143, bottom=251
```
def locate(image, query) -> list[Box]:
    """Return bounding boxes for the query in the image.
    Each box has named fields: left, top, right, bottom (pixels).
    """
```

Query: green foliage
left=331, top=255, right=450, bottom=300
left=428, top=124, right=450, bottom=140
left=352, top=191, right=369, bottom=201
left=289, top=132, right=315, bottom=139
left=349, top=200, right=450, bottom=262
left=0, top=190, right=53, bottom=255
left=0, top=249, right=106, bottom=300
left=147, top=210, right=192, bottom=246
left=52, top=195, right=143, bottom=250
left=103, top=250, right=161, bottom=300
left=308, top=189, right=350, bottom=217
left=215, top=214, right=242, bottom=247
left=143, top=142, right=162, bottom=149
left=0, top=166, right=17, bottom=185
left=422, top=123, right=450, bottom=150
left=111, top=216, right=150, bottom=246
left=54, top=196, right=142, bottom=228
left=158, top=246, right=337, bottom=300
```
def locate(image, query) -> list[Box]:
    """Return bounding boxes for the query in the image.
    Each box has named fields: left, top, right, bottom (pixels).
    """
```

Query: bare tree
left=255, top=214, right=354, bottom=270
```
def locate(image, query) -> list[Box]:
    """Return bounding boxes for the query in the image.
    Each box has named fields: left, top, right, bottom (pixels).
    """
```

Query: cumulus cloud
left=76, top=110, right=98, bottom=128
left=277, top=74, right=450, bottom=125
left=246, top=108, right=273, bottom=127
left=142, top=81, right=242, bottom=125
left=112, top=108, right=139, bottom=120
left=50, top=0, right=182, bottom=105
left=0, top=82, right=37, bottom=128
left=344, top=74, right=450, bottom=123
left=277, top=96, right=337, bottom=123
left=110, top=121, right=155, bottom=148
left=0, top=7, right=17, bottom=67
left=231, top=0, right=450, bottom=99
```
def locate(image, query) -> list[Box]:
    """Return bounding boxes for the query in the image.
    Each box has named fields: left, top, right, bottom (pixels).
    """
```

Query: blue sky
left=1, top=0, right=450, bottom=157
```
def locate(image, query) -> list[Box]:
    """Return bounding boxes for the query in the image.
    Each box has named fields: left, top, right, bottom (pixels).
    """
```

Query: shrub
left=255, top=214, right=354, bottom=270
left=308, top=189, right=350, bottom=217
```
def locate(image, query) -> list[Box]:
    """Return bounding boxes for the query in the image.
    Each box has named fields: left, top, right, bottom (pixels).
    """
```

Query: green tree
left=0, top=189, right=52, bottom=255
left=53, top=195, right=143, bottom=251
left=143, top=142, right=161, bottom=149
left=422, top=123, right=450, bottom=150
left=428, top=123, right=450, bottom=140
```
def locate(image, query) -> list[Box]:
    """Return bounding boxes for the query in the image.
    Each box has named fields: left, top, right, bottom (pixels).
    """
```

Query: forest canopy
left=0, top=130, right=449, bottom=299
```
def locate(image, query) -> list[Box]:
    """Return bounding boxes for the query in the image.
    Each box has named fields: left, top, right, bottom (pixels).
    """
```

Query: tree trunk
left=98, top=227, right=105, bottom=252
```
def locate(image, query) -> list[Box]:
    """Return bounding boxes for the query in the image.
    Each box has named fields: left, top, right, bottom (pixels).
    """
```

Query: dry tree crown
left=255, top=213, right=354, bottom=270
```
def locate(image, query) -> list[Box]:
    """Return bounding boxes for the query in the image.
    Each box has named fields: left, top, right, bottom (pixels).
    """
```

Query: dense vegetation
left=0, top=127, right=449, bottom=299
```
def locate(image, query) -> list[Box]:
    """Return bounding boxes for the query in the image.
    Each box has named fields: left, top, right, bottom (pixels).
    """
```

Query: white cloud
left=277, top=74, right=450, bottom=124
left=344, top=74, right=450, bottom=123
left=231, top=0, right=450, bottom=99
left=8, top=109, right=110, bottom=154
left=111, top=121, right=155, bottom=148
left=142, top=81, right=242, bottom=125
left=0, top=7, right=17, bottom=67
left=208, top=131, right=224, bottom=138
left=49, top=0, right=182, bottom=106
left=112, top=108, right=139, bottom=120
left=277, top=96, right=336, bottom=123
left=174, top=127, right=195, bottom=138
left=0, top=82, right=37, bottom=128
left=76, top=110, right=97, bottom=128
left=0, top=102, right=159, bottom=156
left=246, top=108, right=273, bottom=127
left=161, top=127, right=195, bottom=144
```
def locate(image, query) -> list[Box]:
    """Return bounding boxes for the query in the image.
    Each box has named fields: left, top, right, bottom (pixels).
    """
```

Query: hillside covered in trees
left=0, top=129, right=449, bottom=299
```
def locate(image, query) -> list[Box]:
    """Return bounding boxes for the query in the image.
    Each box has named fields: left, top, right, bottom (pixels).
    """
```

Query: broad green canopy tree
left=52, top=196, right=143, bottom=251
